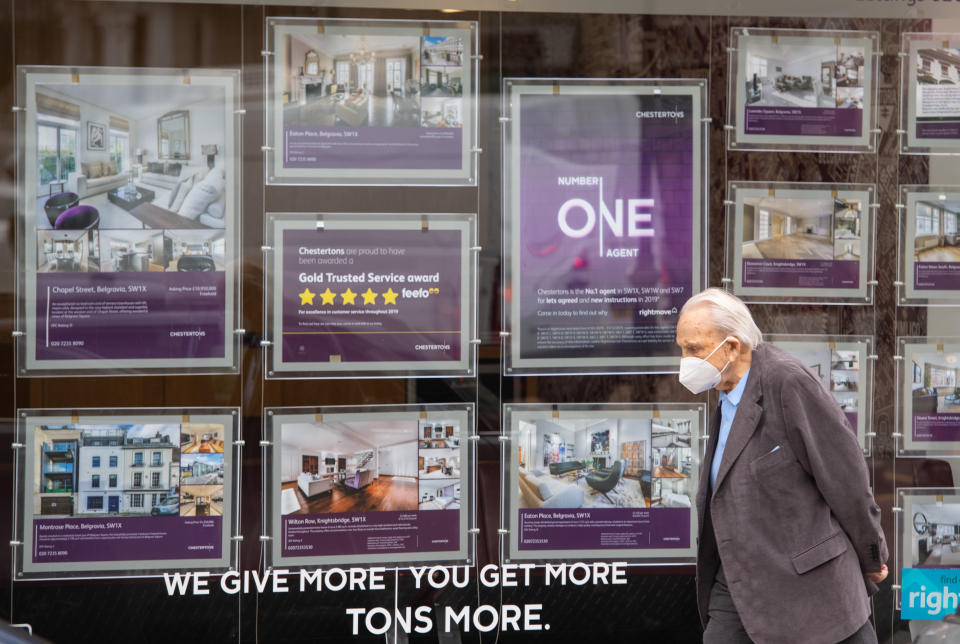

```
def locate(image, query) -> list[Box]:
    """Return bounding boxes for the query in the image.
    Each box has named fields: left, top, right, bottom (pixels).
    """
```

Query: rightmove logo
left=902, top=568, right=960, bottom=619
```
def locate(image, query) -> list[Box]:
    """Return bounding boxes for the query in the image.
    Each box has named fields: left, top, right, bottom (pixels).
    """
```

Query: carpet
left=280, top=488, right=301, bottom=515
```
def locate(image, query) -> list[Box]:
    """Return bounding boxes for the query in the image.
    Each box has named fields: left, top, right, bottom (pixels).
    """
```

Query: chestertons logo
left=556, top=176, right=654, bottom=259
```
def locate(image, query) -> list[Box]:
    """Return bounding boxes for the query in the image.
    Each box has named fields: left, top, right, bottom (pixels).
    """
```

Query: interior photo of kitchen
left=163, top=229, right=226, bottom=271
left=98, top=230, right=164, bottom=272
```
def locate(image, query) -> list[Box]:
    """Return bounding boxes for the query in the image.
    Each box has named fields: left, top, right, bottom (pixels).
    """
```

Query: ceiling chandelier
left=349, top=37, right=376, bottom=64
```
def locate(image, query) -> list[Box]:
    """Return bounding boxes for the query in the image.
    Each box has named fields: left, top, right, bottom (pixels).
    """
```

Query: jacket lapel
left=696, top=407, right=722, bottom=533
left=711, top=344, right=765, bottom=497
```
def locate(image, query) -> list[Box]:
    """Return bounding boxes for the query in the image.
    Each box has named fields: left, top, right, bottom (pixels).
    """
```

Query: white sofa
left=297, top=473, right=332, bottom=498
left=68, top=160, right=128, bottom=199
left=344, top=469, right=374, bottom=490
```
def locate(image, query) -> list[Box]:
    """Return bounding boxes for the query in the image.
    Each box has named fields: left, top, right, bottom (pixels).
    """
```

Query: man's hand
left=866, top=564, right=888, bottom=584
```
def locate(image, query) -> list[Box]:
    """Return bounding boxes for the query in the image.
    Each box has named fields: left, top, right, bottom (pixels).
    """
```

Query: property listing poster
left=268, top=214, right=474, bottom=377
left=731, top=29, right=877, bottom=151
left=19, top=410, right=236, bottom=577
left=268, top=406, right=472, bottom=567
left=766, top=335, right=871, bottom=453
left=268, top=18, right=477, bottom=185
left=504, top=80, right=704, bottom=374
left=898, top=490, right=960, bottom=620
left=903, top=34, right=960, bottom=153
left=901, top=187, right=960, bottom=303
left=900, top=340, right=960, bottom=454
left=730, top=183, right=873, bottom=302
left=20, top=67, right=239, bottom=375
left=505, top=404, right=702, bottom=563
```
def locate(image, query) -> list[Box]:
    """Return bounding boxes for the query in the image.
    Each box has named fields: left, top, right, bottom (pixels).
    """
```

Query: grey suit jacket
left=695, top=343, right=887, bottom=644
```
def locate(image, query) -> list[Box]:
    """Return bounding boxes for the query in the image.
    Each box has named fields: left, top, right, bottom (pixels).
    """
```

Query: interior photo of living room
left=911, top=352, right=960, bottom=414
left=281, top=33, right=422, bottom=128
left=36, top=230, right=99, bottom=273
left=515, top=415, right=695, bottom=510
left=744, top=42, right=838, bottom=109
left=163, top=230, right=226, bottom=271
left=98, top=229, right=164, bottom=272
left=910, top=502, right=960, bottom=568
left=33, top=77, right=229, bottom=234
left=279, top=419, right=422, bottom=515
left=914, top=198, right=960, bottom=263
left=741, top=196, right=862, bottom=261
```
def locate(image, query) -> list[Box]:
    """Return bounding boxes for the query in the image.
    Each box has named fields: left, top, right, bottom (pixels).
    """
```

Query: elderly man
left=675, top=288, right=887, bottom=644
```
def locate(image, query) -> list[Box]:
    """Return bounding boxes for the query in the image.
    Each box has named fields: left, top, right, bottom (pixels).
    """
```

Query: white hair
left=680, top=288, right=763, bottom=350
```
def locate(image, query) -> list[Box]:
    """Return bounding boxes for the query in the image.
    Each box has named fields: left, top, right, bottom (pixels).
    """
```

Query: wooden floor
left=743, top=233, right=833, bottom=260
left=653, top=466, right=688, bottom=479
left=917, top=246, right=960, bottom=262
left=283, top=475, right=417, bottom=514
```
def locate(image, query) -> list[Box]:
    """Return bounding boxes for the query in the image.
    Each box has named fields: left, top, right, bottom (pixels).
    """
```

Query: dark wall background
left=0, top=2, right=932, bottom=642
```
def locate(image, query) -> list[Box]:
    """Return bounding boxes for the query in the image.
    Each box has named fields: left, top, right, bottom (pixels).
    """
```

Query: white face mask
left=678, top=337, right=732, bottom=394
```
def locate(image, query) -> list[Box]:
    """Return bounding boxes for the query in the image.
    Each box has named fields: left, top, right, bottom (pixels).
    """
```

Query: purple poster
left=511, top=411, right=697, bottom=559
left=734, top=30, right=876, bottom=149
left=738, top=191, right=866, bottom=292
left=510, top=87, right=700, bottom=371
left=24, top=68, right=238, bottom=373
left=906, top=348, right=960, bottom=449
left=274, top=221, right=470, bottom=375
left=24, top=418, right=232, bottom=574
left=270, top=19, right=475, bottom=184
left=275, top=413, right=467, bottom=563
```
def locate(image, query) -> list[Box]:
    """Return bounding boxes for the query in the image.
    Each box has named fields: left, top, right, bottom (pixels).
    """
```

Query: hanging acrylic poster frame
left=727, top=27, right=879, bottom=153
left=501, top=78, right=708, bottom=377
left=898, top=185, right=960, bottom=306
left=263, top=404, right=475, bottom=569
left=16, top=66, right=242, bottom=377
left=897, top=337, right=960, bottom=456
left=263, top=213, right=477, bottom=379
left=900, top=33, right=960, bottom=155
left=725, top=181, right=876, bottom=305
left=500, top=402, right=704, bottom=565
left=13, top=407, right=240, bottom=581
left=895, top=488, right=960, bottom=618
left=264, top=17, right=479, bottom=187
left=765, top=334, right=874, bottom=455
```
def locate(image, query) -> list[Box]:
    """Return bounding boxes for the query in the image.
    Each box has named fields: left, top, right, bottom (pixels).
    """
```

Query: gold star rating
left=340, top=288, right=358, bottom=305
left=299, top=288, right=315, bottom=305
left=361, top=288, right=378, bottom=305
left=382, top=288, right=399, bottom=305
left=319, top=288, right=336, bottom=305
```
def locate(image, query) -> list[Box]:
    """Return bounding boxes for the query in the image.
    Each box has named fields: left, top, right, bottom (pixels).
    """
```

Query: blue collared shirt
left=710, top=368, right=751, bottom=491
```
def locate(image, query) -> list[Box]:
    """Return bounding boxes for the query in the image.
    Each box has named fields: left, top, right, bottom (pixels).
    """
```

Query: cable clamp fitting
left=259, top=535, right=272, bottom=542
left=893, top=355, right=904, bottom=361
left=11, top=106, right=25, bottom=113
left=10, top=443, right=24, bottom=449
left=471, top=147, right=483, bottom=154
left=260, top=245, right=273, bottom=252
left=497, top=529, right=509, bottom=535
left=260, top=50, right=274, bottom=57
left=722, top=200, right=735, bottom=206
left=231, top=535, right=244, bottom=542
left=497, top=435, right=510, bottom=443
left=498, top=116, right=511, bottom=123
left=723, top=124, right=736, bottom=131
left=865, top=432, right=877, bottom=438
left=9, top=540, right=22, bottom=547
left=867, top=354, right=879, bottom=361
left=233, top=440, right=246, bottom=447
left=468, top=435, right=480, bottom=442
left=471, top=54, right=483, bottom=61
left=726, top=47, right=737, bottom=53
left=259, top=440, right=272, bottom=447
left=499, top=331, right=510, bottom=338
left=469, top=339, right=482, bottom=345
left=868, top=203, right=881, bottom=209
left=234, top=108, right=247, bottom=115
left=260, top=145, right=273, bottom=152
left=701, top=117, right=713, bottom=124
left=470, top=246, right=482, bottom=252
left=891, top=506, right=903, bottom=513
left=259, top=340, right=273, bottom=348
left=11, top=331, right=24, bottom=337
left=234, top=328, right=246, bottom=335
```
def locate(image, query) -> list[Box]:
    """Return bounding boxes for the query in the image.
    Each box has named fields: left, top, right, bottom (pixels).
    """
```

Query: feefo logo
left=555, top=176, right=654, bottom=258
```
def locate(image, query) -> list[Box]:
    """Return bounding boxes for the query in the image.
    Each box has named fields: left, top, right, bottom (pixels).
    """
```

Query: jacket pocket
left=791, top=531, right=848, bottom=574
left=749, top=444, right=793, bottom=477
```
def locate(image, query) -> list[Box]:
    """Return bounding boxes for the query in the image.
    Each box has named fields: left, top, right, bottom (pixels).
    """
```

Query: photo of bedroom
left=280, top=33, right=422, bottom=128
left=419, top=480, right=460, bottom=510
left=515, top=416, right=694, bottom=509
left=36, top=230, right=99, bottom=273
left=913, top=197, right=960, bottom=263
left=910, top=502, right=960, bottom=568
left=911, top=352, right=960, bottom=414
left=278, top=419, right=420, bottom=515
left=98, top=230, right=164, bottom=272
left=743, top=42, right=840, bottom=109
left=34, top=78, right=229, bottom=233
left=163, top=230, right=225, bottom=272
left=741, top=196, right=862, bottom=261
left=421, top=98, right=462, bottom=128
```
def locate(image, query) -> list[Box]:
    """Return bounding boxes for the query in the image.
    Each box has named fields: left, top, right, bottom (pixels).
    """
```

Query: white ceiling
left=166, top=230, right=225, bottom=244
left=745, top=197, right=836, bottom=221
left=292, top=34, right=419, bottom=58
left=919, top=354, right=960, bottom=369
left=919, top=199, right=960, bottom=214
left=41, top=83, right=223, bottom=122
left=747, top=43, right=835, bottom=65
left=281, top=420, right=418, bottom=453
left=918, top=502, right=960, bottom=525
left=40, top=230, right=87, bottom=243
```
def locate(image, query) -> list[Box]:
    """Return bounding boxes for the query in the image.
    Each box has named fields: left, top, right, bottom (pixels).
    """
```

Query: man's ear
left=725, top=336, right=741, bottom=361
